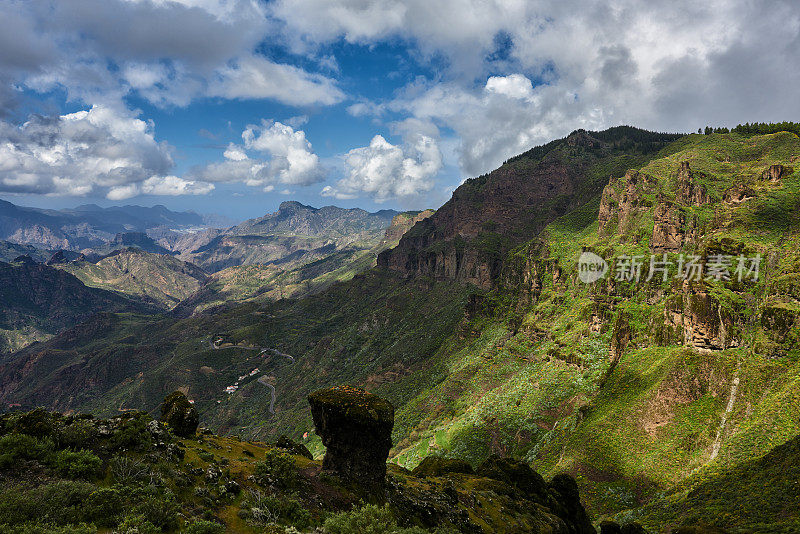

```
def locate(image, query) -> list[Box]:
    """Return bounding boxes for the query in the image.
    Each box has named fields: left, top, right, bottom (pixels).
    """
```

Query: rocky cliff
left=379, top=127, right=683, bottom=289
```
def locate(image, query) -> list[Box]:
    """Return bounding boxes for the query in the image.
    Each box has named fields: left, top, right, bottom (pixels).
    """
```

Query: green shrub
left=15, top=409, right=56, bottom=438
left=0, top=434, right=54, bottom=469
left=243, top=490, right=311, bottom=529
left=253, top=449, right=297, bottom=488
left=115, top=514, right=159, bottom=534
left=183, top=519, right=226, bottom=534
left=109, top=415, right=152, bottom=452
left=0, top=481, right=96, bottom=526
left=84, top=487, right=124, bottom=527
left=128, top=488, right=178, bottom=530
left=52, top=450, right=102, bottom=480
left=55, top=420, right=98, bottom=450
left=323, top=504, right=425, bottom=534
left=110, top=456, right=153, bottom=485
left=0, top=522, right=96, bottom=534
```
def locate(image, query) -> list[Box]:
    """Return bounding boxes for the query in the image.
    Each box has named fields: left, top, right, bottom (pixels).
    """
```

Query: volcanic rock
left=307, top=386, right=394, bottom=484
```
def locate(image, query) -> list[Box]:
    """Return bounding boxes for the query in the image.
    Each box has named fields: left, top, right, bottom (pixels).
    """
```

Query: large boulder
left=159, top=391, right=199, bottom=437
left=476, top=455, right=549, bottom=503
left=412, top=456, right=474, bottom=477
left=275, top=434, right=313, bottom=460
left=307, top=386, right=394, bottom=484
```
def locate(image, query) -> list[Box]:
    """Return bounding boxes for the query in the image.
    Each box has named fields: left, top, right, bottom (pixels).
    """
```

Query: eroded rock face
left=159, top=391, right=199, bottom=437
left=662, top=281, right=740, bottom=352
left=761, top=164, right=794, bottom=181
left=723, top=184, right=756, bottom=205
left=676, top=161, right=710, bottom=206
left=651, top=194, right=687, bottom=252
left=598, top=170, right=650, bottom=237
left=308, top=386, right=394, bottom=484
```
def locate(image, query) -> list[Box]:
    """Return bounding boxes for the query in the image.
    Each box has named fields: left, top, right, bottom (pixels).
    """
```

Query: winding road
left=257, top=376, right=277, bottom=414
left=207, top=337, right=294, bottom=414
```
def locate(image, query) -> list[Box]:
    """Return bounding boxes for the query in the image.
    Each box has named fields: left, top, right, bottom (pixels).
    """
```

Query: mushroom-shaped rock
left=159, top=391, right=199, bottom=437
left=307, top=386, right=394, bottom=483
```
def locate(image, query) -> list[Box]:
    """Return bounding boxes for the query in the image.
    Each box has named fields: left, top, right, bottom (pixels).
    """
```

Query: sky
left=0, top=0, right=799, bottom=222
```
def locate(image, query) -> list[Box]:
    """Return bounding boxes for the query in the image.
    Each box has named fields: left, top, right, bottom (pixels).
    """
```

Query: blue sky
left=1, top=0, right=799, bottom=222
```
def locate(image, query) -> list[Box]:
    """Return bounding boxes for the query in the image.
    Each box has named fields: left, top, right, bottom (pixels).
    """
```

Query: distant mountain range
left=0, top=199, right=232, bottom=250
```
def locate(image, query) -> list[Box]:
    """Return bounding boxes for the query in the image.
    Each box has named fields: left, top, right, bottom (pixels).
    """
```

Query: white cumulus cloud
left=0, top=105, right=216, bottom=199
left=322, top=132, right=442, bottom=201
left=190, top=120, right=325, bottom=191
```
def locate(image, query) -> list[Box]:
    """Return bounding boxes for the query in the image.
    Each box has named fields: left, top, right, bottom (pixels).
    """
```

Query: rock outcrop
left=473, top=456, right=596, bottom=534
left=662, top=281, right=740, bottom=351
left=411, top=456, right=475, bottom=477
left=275, top=434, right=313, bottom=460
left=159, top=391, right=199, bottom=437
left=651, top=194, right=687, bottom=252
left=723, top=184, right=756, bottom=205
left=598, top=170, right=651, bottom=237
left=761, top=164, right=793, bottom=181
left=308, top=386, right=394, bottom=484
left=676, top=161, right=710, bottom=206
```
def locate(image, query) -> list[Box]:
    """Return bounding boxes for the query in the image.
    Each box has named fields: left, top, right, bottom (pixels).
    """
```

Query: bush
left=243, top=490, right=311, bottom=529
left=323, top=504, right=425, bottom=534
left=183, top=519, right=225, bottom=534
left=0, top=481, right=96, bottom=526
left=110, top=456, right=152, bottom=485
left=114, top=514, right=159, bottom=534
left=128, top=488, right=178, bottom=530
left=253, top=449, right=297, bottom=488
left=85, top=487, right=125, bottom=527
left=55, top=420, right=98, bottom=450
left=0, top=434, right=54, bottom=469
left=109, top=415, right=152, bottom=452
left=0, top=522, right=96, bottom=534
left=52, top=450, right=102, bottom=480
left=15, top=409, right=56, bottom=438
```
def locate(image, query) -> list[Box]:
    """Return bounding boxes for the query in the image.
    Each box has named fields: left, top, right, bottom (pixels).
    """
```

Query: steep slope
left=54, top=247, right=208, bottom=309
left=619, top=432, right=800, bottom=532
left=0, top=260, right=148, bottom=354
left=385, top=130, right=800, bottom=523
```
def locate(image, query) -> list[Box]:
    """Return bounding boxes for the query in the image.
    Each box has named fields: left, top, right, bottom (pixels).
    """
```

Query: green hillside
left=56, top=248, right=209, bottom=309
